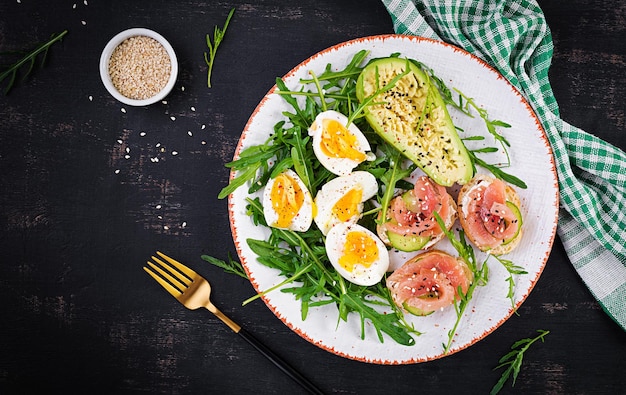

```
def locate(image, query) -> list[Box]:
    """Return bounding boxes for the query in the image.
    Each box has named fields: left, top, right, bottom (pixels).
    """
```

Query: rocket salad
left=209, top=49, right=526, bottom=349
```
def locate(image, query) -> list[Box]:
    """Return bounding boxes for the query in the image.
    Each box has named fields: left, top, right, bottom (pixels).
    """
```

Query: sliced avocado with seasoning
left=356, top=57, right=473, bottom=186
left=502, top=201, right=523, bottom=245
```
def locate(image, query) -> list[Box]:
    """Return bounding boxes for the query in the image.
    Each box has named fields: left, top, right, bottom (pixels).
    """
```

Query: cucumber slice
left=402, top=302, right=434, bottom=317
left=387, top=231, right=430, bottom=252
left=356, top=57, right=472, bottom=186
left=502, top=201, right=523, bottom=245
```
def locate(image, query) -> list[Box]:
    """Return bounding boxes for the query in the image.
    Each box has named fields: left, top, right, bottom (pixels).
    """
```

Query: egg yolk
left=338, top=230, right=379, bottom=272
left=332, top=187, right=362, bottom=222
left=321, top=119, right=367, bottom=162
left=270, top=173, right=305, bottom=228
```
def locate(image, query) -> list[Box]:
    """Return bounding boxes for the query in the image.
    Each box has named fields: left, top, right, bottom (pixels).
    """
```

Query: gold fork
left=144, top=251, right=324, bottom=395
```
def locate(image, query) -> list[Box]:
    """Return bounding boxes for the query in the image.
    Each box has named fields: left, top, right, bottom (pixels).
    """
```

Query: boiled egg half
left=326, top=222, right=389, bottom=286
left=308, top=110, right=374, bottom=176
left=262, top=169, right=314, bottom=232
left=314, top=171, right=378, bottom=235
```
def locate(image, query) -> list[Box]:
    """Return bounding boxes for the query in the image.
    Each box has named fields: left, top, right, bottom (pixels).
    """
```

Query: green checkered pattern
left=382, top=0, right=626, bottom=330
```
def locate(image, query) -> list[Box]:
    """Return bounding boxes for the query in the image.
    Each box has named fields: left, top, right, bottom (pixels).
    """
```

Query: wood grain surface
left=1, top=1, right=624, bottom=394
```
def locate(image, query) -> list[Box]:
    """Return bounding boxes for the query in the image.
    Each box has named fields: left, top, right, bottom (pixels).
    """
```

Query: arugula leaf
left=434, top=212, right=489, bottom=352
left=1, top=30, right=68, bottom=95
left=201, top=253, right=248, bottom=279
left=204, top=8, right=235, bottom=88
left=491, top=330, right=550, bottom=395
left=490, top=255, right=528, bottom=309
left=340, top=293, right=416, bottom=346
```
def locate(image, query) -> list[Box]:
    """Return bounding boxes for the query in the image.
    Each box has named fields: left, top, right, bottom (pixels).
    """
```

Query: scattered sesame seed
left=155, top=142, right=161, bottom=147
left=201, top=124, right=206, bottom=130
left=125, top=147, right=130, bottom=153
left=124, top=154, right=130, bottom=159
left=161, top=100, right=167, bottom=104
left=181, top=221, right=187, bottom=228
left=140, top=131, right=146, bottom=137
left=72, top=3, right=76, bottom=9
left=156, top=204, right=162, bottom=209
left=171, top=151, right=178, bottom=156
left=116, top=139, right=123, bottom=145
left=163, top=225, right=169, bottom=230
left=84, top=0, right=88, bottom=5
left=120, top=108, right=126, bottom=113
left=114, top=169, right=120, bottom=174
left=88, top=95, right=93, bottom=101
left=170, top=116, right=176, bottom=121
left=181, top=86, right=185, bottom=91
left=201, top=140, right=207, bottom=145
left=190, top=106, right=196, bottom=112
left=81, top=20, right=86, bottom=26
left=187, top=131, right=193, bottom=137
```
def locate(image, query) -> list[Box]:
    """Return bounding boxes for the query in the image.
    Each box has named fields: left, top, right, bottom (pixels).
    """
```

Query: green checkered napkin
left=381, top=0, right=626, bottom=330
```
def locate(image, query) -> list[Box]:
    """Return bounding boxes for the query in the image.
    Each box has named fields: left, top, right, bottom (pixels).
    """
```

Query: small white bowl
left=99, top=28, right=178, bottom=106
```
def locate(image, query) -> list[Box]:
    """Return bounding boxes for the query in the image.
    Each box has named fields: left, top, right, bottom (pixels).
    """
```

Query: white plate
left=228, top=35, right=559, bottom=364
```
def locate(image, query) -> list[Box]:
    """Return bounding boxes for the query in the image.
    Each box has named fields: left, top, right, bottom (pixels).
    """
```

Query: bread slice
left=457, top=174, right=523, bottom=255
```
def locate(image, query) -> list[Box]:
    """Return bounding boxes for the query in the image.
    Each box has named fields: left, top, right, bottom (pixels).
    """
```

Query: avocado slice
left=356, top=57, right=473, bottom=186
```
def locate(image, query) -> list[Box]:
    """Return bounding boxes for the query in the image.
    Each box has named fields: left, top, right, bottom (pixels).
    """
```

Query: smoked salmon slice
left=378, top=176, right=457, bottom=252
left=386, top=250, right=473, bottom=316
left=458, top=175, right=523, bottom=254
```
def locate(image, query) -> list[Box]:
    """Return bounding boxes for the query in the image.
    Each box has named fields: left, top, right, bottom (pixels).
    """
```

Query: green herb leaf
left=204, top=8, right=235, bottom=88
left=0, top=30, right=68, bottom=95
left=490, top=330, right=550, bottom=395
left=201, top=253, right=248, bottom=279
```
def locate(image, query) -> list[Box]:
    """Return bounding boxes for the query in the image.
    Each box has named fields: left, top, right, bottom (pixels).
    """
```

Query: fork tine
left=146, top=259, right=188, bottom=290
left=156, top=251, right=197, bottom=278
left=143, top=265, right=183, bottom=298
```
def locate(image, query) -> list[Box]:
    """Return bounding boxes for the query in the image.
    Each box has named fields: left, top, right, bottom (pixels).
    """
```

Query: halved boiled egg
left=326, top=222, right=389, bottom=286
left=262, top=169, right=314, bottom=232
left=308, top=110, right=374, bottom=176
left=314, top=171, right=378, bottom=235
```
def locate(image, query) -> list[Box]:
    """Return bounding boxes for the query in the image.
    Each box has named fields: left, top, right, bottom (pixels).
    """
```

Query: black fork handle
left=237, top=327, right=324, bottom=395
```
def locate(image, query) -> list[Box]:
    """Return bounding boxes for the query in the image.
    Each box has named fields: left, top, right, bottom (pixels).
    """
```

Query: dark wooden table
left=1, top=1, right=625, bottom=394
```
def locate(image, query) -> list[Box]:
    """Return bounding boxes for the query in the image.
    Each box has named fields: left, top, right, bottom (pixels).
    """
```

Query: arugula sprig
left=0, top=30, right=68, bottom=95
left=201, top=253, right=248, bottom=279
left=434, top=212, right=489, bottom=353
left=204, top=8, right=235, bottom=88
left=491, top=330, right=550, bottom=394
left=492, top=255, right=528, bottom=309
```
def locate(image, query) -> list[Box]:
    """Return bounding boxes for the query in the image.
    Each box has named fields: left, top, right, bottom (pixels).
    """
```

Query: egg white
left=314, top=171, right=378, bottom=235
left=262, top=169, right=314, bottom=231
left=325, top=222, right=389, bottom=286
left=308, top=110, right=374, bottom=176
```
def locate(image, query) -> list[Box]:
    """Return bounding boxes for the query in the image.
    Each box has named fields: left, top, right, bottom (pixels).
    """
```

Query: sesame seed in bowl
left=99, top=28, right=178, bottom=106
